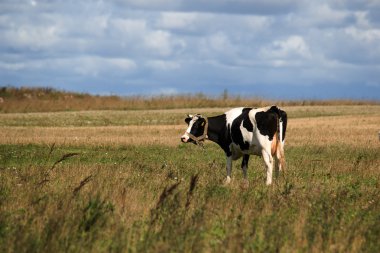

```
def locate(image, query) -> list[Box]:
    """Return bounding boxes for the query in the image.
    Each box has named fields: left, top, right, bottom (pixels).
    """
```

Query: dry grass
left=1, top=113, right=379, bottom=148
left=288, top=115, right=380, bottom=147
left=1, top=105, right=379, bottom=127
left=0, top=125, right=184, bottom=146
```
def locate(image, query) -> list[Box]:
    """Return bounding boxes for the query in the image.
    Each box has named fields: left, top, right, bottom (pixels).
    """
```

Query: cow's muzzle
left=181, top=135, right=189, bottom=143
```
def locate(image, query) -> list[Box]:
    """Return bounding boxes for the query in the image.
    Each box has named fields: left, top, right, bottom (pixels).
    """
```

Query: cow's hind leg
left=261, top=149, right=274, bottom=185
left=275, top=142, right=286, bottom=172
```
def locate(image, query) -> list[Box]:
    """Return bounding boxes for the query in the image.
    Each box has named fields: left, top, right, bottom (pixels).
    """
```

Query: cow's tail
left=275, top=107, right=287, bottom=172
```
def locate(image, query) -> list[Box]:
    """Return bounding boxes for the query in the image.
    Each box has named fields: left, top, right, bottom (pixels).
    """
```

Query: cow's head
left=181, top=114, right=208, bottom=144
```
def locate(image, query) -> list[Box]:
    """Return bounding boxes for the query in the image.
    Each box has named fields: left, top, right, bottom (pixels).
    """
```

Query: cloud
left=4, top=25, right=59, bottom=50
left=117, top=0, right=304, bottom=15
left=259, top=36, right=311, bottom=63
left=0, top=0, right=379, bottom=99
left=144, top=30, right=176, bottom=56
left=157, top=12, right=199, bottom=30
left=146, top=60, right=180, bottom=71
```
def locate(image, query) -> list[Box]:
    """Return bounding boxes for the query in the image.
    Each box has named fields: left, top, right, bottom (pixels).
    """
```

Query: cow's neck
left=206, top=115, right=226, bottom=145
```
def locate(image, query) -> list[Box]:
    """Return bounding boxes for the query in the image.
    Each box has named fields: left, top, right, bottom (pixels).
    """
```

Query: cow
left=181, top=106, right=287, bottom=185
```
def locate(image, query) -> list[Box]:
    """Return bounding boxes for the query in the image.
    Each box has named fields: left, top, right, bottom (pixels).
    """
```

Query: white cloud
left=260, top=36, right=311, bottom=60
left=71, top=57, right=137, bottom=76
left=344, top=26, right=380, bottom=43
left=111, top=18, right=147, bottom=35
left=144, top=30, right=186, bottom=56
left=207, top=32, right=234, bottom=52
left=158, top=12, right=198, bottom=29
left=144, top=30, right=173, bottom=56
left=0, top=62, right=25, bottom=71
left=4, top=25, right=59, bottom=50
left=106, top=58, right=137, bottom=71
left=310, top=3, right=351, bottom=26
left=146, top=60, right=180, bottom=70
left=0, top=56, right=137, bottom=77
left=244, top=15, right=273, bottom=31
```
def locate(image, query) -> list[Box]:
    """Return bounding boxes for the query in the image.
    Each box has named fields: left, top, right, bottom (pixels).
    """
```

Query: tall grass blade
left=73, top=175, right=93, bottom=196
left=186, top=173, right=199, bottom=208
left=50, top=152, right=80, bottom=171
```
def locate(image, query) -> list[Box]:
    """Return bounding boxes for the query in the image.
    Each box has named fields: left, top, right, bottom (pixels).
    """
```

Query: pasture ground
left=1, top=105, right=380, bottom=252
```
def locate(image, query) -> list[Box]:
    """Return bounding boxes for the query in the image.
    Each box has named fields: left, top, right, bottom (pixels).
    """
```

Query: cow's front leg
left=241, top=155, right=249, bottom=179
left=224, top=155, right=232, bottom=184
left=261, top=149, right=274, bottom=185
left=241, top=155, right=249, bottom=188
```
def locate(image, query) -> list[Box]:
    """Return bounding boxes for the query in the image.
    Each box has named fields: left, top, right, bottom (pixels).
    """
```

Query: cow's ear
left=185, top=117, right=191, bottom=124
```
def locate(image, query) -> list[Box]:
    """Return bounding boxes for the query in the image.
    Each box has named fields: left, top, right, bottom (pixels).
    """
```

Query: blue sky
left=1, top=0, right=380, bottom=99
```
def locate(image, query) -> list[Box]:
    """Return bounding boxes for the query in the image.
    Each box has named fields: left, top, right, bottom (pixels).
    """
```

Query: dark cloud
left=180, top=0, right=303, bottom=15
left=115, top=0, right=303, bottom=15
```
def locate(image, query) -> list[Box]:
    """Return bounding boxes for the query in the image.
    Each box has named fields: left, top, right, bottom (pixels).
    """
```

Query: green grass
left=1, top=143, right=379, bottom=252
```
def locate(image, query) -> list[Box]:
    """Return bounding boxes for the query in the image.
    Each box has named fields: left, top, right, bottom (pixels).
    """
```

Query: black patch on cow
left=255, top=106, right=280, bottom=141
left=242, top=111, right=254, bottom=131
left=265, top=105, right=287, bottom=141
left=210, top=114, right=233, bottom=156
left=231, top=108, right=252, bottom=150
left=185, top=117, right=191, bottom=124
left=186, top=117, right=206, bottom=144
left=224, top=124, right=232, bottom=156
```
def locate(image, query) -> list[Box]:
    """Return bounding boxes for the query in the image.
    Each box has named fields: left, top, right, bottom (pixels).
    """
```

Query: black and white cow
left=181, top=106, right=287, bottom=185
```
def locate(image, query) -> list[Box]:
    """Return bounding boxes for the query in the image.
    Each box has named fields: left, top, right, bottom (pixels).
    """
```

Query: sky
left=1, top=0, right=380, bottom=99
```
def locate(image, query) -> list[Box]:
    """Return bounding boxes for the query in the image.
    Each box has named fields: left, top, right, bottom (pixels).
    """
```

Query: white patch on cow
left=240, top=120, right=253, bottom=145
left=225, top=107, right=245, bottom=126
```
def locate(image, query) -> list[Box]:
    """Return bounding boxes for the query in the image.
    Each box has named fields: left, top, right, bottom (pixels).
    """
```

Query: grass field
left=1, top=104, right=380, bottom=252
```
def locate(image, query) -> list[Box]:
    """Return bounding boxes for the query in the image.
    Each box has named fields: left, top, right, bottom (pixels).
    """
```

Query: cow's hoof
left=223, top=176, right=231, bottom=185
left=241, top=179, right=249, bottom=189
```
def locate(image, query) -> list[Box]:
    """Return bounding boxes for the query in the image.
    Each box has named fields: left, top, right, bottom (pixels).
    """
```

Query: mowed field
left=1, top=105, right=380, bottom=252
